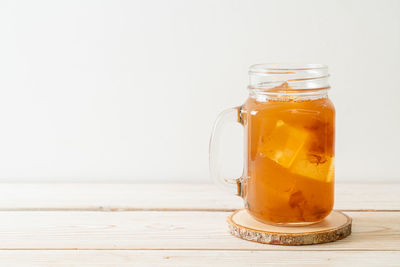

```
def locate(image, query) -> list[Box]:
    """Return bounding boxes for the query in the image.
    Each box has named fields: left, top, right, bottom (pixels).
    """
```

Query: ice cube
left=290, top=152, right=334, bottom=183
left=258, top=120, right=309, bottom=168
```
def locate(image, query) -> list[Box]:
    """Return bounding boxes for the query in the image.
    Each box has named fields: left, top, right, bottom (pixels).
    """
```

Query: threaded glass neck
left=248, top=63, right=330, bottom=99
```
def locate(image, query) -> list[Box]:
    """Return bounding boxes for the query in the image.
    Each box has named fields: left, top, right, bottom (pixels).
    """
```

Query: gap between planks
left=0, top=208, right=397, bottom=212
left=0, top=248, right=397, bottom=252
left=0, top=250, right=398, bottom=266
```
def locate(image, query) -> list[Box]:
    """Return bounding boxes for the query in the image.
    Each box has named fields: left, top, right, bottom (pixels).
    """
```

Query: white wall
left=0, top=0, right=399, bottom=182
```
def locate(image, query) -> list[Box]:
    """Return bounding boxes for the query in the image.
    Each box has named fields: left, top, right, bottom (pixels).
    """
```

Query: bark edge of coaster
left=227, top=209, right=352, bottom=246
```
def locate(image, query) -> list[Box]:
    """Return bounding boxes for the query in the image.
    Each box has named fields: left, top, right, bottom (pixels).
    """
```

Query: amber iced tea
left=241, top=91, right=335, bottom=224
left=210, top=64, right=335, bottom=225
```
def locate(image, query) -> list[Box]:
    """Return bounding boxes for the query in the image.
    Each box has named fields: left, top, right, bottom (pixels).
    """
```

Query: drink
left=241, top=88, right=335, bottom=223
left=210, top=63, right=335, bottom=225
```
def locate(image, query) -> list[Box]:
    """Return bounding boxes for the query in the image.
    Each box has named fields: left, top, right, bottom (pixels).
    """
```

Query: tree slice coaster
left=227, top=209, right=352, bottom=245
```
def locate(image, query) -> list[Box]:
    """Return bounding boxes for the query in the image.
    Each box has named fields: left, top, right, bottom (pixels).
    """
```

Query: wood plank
left=0, top=250, right=398, bottom=266
left=0, top=183, right=398, bottom=211
left=0, top=211, right=397, bottom=250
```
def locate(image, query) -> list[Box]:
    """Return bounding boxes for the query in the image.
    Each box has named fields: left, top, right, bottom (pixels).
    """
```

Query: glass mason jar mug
left=210, top=64, right=335, bottom=225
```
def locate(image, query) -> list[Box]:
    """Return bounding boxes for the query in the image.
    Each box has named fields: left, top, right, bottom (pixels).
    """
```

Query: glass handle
left=209, top=106, right=243, bottom=196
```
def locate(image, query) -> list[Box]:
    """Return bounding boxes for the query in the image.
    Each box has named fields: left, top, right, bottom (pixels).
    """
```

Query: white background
left=0, top=0, right=399, bottom=182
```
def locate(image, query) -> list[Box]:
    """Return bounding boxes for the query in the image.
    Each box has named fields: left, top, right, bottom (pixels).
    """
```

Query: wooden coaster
left=227, top=209, right=352, bottom=245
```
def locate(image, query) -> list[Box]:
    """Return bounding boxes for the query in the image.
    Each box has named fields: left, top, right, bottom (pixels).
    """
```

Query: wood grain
left=228, top=210, right=352, bottom=245
left=0, top=182, right=397, bottom=265
left=0, top=250, right=398, bottom=267
left=0, top=183, right=397, bottom=211
left=0, top=211, right=397, bottom=250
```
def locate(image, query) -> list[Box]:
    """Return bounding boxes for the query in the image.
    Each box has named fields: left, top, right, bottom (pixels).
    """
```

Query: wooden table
left=0, top=182, right=398, bottom=266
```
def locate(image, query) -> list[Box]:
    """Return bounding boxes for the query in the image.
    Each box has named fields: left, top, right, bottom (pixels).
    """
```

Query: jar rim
left=249, top=63, right=328, bottom=73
